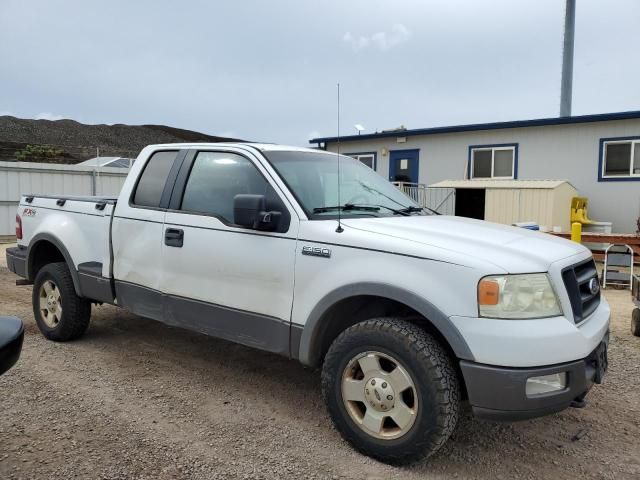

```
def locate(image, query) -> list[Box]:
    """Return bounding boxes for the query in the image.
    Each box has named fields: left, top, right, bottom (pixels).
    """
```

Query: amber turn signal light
left=478, top=279, right=500, bottom=305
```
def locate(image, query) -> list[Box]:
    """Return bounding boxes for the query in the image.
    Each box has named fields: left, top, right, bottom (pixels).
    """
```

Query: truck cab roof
left=142, top=142, right=322, bottom=154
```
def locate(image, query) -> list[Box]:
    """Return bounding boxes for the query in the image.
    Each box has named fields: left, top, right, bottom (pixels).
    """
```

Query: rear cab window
left=132, top=151, right=179, bottom=208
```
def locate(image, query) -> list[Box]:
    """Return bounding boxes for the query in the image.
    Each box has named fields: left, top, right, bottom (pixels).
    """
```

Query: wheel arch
left=297, top=283, right=474, bottom=368
left=27, top=233, right=82, bottom=297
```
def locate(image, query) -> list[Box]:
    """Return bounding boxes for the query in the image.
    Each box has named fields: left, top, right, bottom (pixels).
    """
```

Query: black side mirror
left=233, top=194, right=281, bottom=231
left=0, top=316, right=24, bottom=376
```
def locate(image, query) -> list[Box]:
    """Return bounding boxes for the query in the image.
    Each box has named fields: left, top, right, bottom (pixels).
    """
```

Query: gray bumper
left=6, top=247, right=27, bottom=278
left=461, top=333, right=609, bottom=421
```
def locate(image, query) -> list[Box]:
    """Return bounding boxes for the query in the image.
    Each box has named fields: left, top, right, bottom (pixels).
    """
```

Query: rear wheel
left=321, top=317, right=460, bottom=463
left=32, top=262, right=91, bottom=341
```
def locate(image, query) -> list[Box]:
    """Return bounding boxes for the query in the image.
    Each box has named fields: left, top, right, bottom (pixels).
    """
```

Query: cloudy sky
left=1, top=0, right=639, bottom=145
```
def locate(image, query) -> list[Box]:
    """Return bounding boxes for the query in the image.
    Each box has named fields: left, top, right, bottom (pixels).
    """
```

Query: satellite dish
left=354, top=124, right=365, bottom=134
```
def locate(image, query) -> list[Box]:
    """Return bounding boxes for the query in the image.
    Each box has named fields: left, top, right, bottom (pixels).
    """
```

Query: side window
left=348, top=153, right=376, bottom=170
left=470, top=146, right=516, bottom=179
left=180, top=151, right=280, bottom=224
left=602, top=140, right=640, bottom=178
left=132, top=151, right=178, bottom=207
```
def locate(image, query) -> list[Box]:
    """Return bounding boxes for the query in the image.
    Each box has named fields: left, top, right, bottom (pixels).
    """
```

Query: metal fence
left=0, top=161, right=129, bottom=235
left=393, top=182, right=455, bottom=215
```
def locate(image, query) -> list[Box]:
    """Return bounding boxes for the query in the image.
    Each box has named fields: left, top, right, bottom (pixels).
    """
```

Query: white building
left=310, top=111, right=640, bottom=233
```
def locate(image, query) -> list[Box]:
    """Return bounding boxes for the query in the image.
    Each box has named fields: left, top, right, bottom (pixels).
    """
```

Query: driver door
left=160, top=148, right=299, bottom=354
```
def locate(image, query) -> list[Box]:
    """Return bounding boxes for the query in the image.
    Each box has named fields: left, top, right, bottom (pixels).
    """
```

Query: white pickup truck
left=6, top=143, right=610, bottom=462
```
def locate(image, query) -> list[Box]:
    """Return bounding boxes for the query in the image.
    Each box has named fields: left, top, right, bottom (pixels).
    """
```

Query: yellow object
left=571, top=197, right=595, bottom=225
left=571, top=222, right=582, bottom=243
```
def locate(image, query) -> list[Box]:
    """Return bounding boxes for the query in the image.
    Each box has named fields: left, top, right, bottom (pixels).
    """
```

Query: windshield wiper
left=312, top=204, right=380, bottom=214
left=313, top=203, right=439, bottom=216
left=395, top=206, right=423, bottom=215
left=396, top=205, right=441, bottom=216
left=359, top=204, right=429, bottom=216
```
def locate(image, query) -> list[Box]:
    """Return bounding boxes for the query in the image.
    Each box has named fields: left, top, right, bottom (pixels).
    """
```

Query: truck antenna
left=335, top=82, right=344, bottom=233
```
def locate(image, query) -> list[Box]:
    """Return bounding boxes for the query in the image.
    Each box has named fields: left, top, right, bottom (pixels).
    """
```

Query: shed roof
left=429, top=179, right=575, bottom=190
left=78, top=156, right=134, bottom=168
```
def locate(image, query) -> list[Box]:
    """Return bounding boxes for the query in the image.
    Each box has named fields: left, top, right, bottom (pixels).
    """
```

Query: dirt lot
left=0, top=244, right=639, bottom=480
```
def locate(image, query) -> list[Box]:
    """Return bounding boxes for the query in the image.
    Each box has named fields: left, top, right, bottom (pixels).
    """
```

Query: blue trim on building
left=597, top=136, right=640, bottom=182
left=467, top=143, right=519, bottom=179
left=389, top=148, right=420, bottom=184
left=344, top=151, right=377, bottom=170
left=310, top=110, right=640, bottom=145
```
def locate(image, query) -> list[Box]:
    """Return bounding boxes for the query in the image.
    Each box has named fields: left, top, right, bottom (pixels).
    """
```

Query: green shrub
left=15, top=144, right=64, bottom=161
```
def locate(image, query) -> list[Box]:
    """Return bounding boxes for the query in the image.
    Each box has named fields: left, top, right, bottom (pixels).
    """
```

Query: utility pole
left=560, top=0, right=576, bottom=117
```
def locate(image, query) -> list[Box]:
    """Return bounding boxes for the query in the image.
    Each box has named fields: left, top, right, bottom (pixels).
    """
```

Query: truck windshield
left=265, top=150, right=429, bottom=219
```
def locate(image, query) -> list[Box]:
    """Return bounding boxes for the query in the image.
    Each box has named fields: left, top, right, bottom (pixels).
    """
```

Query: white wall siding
left=485, top=189, right=561, bottom=229
left=326, top=119, right=640, bottom=232
left=0, top=161, right=128, bottom=236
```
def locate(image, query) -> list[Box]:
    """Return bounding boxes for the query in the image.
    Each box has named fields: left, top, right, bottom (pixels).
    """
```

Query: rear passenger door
left=160, top=148, right=299, bottom=355
left=112, top=149, right=184, bottom=320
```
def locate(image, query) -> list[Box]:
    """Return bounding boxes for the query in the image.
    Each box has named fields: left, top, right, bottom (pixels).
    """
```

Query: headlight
left=478, top=273, right=562, bottom=319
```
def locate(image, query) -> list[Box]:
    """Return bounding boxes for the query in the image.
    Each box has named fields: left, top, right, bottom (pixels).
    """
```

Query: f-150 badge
left=301, top=245, right=331, bottom=258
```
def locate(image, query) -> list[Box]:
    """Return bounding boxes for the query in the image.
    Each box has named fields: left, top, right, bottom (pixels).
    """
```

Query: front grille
left=562, top=259, right=601, bottom=323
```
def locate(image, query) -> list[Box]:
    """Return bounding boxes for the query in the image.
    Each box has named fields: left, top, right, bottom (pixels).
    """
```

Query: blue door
left=389, top=149, right=419, bottom=184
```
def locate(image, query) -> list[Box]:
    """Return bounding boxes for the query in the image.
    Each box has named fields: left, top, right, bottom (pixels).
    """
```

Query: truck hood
left=342, top=215, right=588, bottom=273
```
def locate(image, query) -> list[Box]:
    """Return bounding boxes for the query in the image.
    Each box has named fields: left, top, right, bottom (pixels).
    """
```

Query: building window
left=601, top=139, right=640, bottom=179
left=469, top=145, right=517, bottom=179
left=347, top=152, right=376, bottom=170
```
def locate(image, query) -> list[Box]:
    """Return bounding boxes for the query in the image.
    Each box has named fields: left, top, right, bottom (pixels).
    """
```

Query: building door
left=389, top=149, right=419, bottom=184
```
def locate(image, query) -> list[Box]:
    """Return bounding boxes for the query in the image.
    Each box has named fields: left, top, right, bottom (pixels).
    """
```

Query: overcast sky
left=1, top=0, right=639, bottom=145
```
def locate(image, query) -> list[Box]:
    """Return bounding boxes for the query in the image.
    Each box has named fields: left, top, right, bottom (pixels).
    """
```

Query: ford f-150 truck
left=6, top=143, right=610, bottom=462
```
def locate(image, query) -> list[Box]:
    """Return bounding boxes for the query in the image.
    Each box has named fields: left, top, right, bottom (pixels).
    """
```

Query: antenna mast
left=335, top=82, right=343, bottom=233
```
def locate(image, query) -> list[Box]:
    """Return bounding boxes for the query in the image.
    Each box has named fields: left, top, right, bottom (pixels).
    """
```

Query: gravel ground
left=0, top=243, right=639, bottom=479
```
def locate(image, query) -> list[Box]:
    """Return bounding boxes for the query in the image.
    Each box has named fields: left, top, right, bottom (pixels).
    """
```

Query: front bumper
left=6, top=246, right=27, bottom=278
left=461, top=332, right=609, bottom=421
left=450, top=297, right=610, bottom=367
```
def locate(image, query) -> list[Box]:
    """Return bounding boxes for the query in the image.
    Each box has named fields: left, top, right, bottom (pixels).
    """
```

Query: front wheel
left=32, top=262, right=91, bottom=341
left=321, top=318, right=460, bottom=463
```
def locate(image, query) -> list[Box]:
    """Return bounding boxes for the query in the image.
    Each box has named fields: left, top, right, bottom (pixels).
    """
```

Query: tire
left=632, top=308, right=640, bottom=337
left=32, top=262, right=91, bottom=341
left=321, top=317, right=460, bottom=463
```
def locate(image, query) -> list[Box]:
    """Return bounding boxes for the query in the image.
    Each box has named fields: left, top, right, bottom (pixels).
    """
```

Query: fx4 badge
left=22, top=208, right=36, bottom=217
left=301, top=245, right=331, bottom=258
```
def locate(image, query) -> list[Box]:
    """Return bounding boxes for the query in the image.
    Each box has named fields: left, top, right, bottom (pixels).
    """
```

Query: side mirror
left=233, top=194, right=281, bottom=231
left=0, top=316, right=24, bottom=376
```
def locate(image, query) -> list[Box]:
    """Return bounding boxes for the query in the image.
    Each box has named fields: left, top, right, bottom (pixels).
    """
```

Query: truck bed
left=22, top=194, right=118, bottom=206
left=18, top=194, right=117, bottom=283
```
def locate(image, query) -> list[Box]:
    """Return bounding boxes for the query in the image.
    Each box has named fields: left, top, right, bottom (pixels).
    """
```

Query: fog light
left=526, top=373, right=567, bottom=396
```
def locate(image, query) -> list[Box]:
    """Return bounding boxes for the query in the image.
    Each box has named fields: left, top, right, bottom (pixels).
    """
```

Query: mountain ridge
left=0, top=116, right=244, bottom=163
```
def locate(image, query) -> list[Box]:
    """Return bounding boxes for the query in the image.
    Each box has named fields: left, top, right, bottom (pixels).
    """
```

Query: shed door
left=454, top=188, right=485, bottom=220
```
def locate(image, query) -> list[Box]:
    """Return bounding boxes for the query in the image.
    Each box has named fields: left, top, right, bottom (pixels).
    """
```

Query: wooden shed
left=429, top=179, right=577, bottom=231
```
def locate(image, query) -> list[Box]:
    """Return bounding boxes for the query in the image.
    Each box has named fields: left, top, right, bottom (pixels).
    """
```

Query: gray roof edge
left=309, top=110, right=640, bottom=144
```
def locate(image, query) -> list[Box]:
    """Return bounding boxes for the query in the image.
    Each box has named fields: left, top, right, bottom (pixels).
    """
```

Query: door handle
left=164, top=228, right=184, bottom=247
